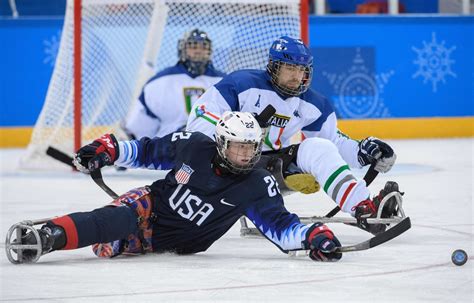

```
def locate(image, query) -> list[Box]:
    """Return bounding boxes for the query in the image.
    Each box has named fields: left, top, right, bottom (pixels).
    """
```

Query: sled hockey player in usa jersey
left=187, top=36, right=400, bottom=235
left=10, top=111, right=344, bottom=264
left=124, top=29, right=225, bottom=139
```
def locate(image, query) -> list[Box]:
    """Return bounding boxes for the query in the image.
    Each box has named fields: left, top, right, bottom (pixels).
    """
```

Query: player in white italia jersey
left=187, top=36, right=399, bottom=235
left=124, top=29, right=225, bottom=139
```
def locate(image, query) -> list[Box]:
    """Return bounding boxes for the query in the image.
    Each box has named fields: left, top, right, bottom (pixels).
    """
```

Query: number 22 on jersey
left=264, top=175, right=280, bottom=197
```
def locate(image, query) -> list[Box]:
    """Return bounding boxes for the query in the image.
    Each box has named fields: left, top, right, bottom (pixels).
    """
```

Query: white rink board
left=0, top=138, right=472, bottom=302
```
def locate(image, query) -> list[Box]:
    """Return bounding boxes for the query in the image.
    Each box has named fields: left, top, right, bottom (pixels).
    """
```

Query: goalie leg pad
left=93, top=187, right=156, bottom=258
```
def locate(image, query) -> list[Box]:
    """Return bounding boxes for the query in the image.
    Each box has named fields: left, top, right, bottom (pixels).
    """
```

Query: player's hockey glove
left=253, top=105, right=276, bottom=130
left=253, top=112, right=271, bottom=128
left=303, top=223, right=342, bottom=262
left=73, top=134, right=119, bottom=173
left=358, top=137, right=397, bottom=173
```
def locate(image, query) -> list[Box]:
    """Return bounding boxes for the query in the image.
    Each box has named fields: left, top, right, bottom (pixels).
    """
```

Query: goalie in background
left=123, top=29, right=226, bottom=139
left=186, top=36, right=400, bottom=235
left=9, top=112, right=345, bottom=264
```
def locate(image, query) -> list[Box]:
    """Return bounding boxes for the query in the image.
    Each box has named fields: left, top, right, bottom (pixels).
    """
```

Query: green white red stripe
left=323, top=165, right=350, bottom=193
left=339, top=181, right=357, bottom=208
left=195, top=105, right=220, bottom=125
left=323, top=164, right=358, bottom=208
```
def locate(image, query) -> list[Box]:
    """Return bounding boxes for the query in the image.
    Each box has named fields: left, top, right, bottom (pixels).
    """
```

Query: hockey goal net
left=20, top=0, right=308, bottom=170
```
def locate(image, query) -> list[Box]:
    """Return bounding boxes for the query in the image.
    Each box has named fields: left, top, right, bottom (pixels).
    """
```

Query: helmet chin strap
left=212, top=153, right=235, bottom=176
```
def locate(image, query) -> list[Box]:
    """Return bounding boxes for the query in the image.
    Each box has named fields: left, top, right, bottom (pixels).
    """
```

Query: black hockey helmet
left=178, top=29, right=212, bottom=76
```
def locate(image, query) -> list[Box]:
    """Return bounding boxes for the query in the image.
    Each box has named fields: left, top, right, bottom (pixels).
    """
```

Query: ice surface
left=1, top=139, right=472, bottom=302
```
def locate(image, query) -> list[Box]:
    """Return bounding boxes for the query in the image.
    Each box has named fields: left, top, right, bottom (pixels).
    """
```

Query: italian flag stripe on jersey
left=323, top=165, right=350, bottom=193
left=264, top=133, right=273, bottom=149
left=339, top=181, right=357, bottom=208
left=263, top=128, right=284, bottom=150
left=195, top=105, right=220, bottom=125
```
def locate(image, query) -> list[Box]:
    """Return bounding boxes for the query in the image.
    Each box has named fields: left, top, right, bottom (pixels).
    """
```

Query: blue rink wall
left=309, top=16, right=473, bottom=119
left=0, top=15, right=473, bottom=147
left=307, top=15, right=473, bottom=140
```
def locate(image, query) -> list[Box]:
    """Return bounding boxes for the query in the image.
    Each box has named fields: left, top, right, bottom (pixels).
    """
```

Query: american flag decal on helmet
left=175, top=163, right=194, bottom=184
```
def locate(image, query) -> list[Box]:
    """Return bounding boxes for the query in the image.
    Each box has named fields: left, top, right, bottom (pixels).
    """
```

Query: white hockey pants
left=296, top=137, right=370, bottom=215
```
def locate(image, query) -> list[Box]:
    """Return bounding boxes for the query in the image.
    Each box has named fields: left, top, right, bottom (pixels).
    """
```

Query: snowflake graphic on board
left=412, top=32, right=456, bottom=92
left=323, top=48, right=394, bottom=119
left=43, top=30, right=61, bottom=67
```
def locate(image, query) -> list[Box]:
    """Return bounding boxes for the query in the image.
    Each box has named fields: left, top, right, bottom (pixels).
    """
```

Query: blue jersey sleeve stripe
left=116, top=141, right=136, bottom=167
left=116, top=135, right=181, bottom=169
left=302, top=111, right=330, bottom=132
left=131, top=141, right=138, bottom=167
left=123, top=141, right=130, bottom=161
left=138, top=91, right=158, bottom=119
left=214, top=76, right=240, bottom=111
left=302, top=93, right=335, bottom=132
left=214, top=70, right=278, bottom=111
left=146, top=63, right=186, bottom=82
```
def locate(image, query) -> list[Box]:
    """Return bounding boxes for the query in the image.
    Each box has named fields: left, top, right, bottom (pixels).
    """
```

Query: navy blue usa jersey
left=115, top=131, right=311, bottom=254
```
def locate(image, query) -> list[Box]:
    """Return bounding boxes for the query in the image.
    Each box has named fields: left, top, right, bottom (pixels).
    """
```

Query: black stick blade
left=337, top=217, right=411, bottom=253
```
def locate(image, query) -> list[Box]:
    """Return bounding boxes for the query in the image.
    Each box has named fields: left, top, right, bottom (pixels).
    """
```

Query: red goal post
left=21, top=0, right=309, bottom=170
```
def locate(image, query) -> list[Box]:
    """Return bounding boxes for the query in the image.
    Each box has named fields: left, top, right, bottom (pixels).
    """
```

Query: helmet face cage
left=267, top=60, right=313, bottom=96
left=178, top=29, right=212, bottom=75
left=267, top=36, right=313, bottom=96
left=215, top=112, right=264, bottom=174
left=216, top=136, right=263, bottom=174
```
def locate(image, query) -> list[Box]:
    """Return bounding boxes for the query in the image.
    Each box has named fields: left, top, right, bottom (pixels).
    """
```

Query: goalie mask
left=178, top=29, right=212, bottom=76
left=267, top=36, right=313, bottom=97
left=215, top=112, right=264, bottom=174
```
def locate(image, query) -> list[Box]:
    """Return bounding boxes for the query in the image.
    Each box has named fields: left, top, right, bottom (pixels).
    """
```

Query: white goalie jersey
left=186, top=69, right=362, bottom=169
left=124, top=63, right=225, bottom=139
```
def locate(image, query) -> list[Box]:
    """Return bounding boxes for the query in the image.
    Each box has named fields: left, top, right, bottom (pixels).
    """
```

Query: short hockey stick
left=336, top=216, right=411, bottom=252
left=46, top=146, right=76, bottom=169
left=289, top=216, right=410, bottom=256
left=90, top=169, right=119, bottom=199
left=46, top=146, right=119, bottom=199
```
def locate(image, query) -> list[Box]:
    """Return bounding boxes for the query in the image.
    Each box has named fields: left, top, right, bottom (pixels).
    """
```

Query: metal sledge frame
left=239, top=164, right=381, bottom=237
left=239, top=190, right=407, bottom=237
left=5, top=169, right=124, bottom=264
left=240, top=190, right=411, bottom=255
left=5, top=218, right=54, bottom=264
left=300, top=191, right=406, bottom=225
